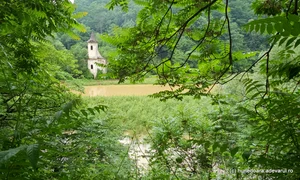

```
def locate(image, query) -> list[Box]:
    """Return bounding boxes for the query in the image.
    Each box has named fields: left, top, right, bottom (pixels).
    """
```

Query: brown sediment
left=78, top=84, right=173, bottom=97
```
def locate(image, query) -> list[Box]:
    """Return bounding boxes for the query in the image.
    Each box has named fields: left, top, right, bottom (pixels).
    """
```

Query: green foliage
left=84, top=96, right=204, bottom=133
left=0, top=0, right=135, bottom=179
left=94, top=0, right=300, bottom=178
left=84, top=95, right=242, bottom=178
left=2, top=0, right=300, bottom=178
left=70, top=42, right=91, bottom=78
left=102, top=0, right=262, bottom=91
left=245, top=14, right=300, bottom=48
left=0, top=145, right=27, bottom=165
left=26, top=144, right=39, bottom=170
left=252, top=0, right=285, bottom=16
left=74, top=0, right=140, bottom=33
left=33, top=40, right=83, bottom=79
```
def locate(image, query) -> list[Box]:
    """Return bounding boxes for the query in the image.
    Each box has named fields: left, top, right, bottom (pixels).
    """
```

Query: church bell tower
left=87, top=32, right=107, bottom=78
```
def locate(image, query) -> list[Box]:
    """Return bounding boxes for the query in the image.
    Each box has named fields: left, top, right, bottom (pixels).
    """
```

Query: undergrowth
left=83, top=96, right=214, bottom=135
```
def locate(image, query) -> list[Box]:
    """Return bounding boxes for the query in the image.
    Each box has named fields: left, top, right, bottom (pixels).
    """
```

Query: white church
left=87, top=32, right=107, bottom=78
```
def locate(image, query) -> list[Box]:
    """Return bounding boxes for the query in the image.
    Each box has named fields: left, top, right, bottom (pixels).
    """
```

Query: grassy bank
left=64, top=76, right=158, bottom=88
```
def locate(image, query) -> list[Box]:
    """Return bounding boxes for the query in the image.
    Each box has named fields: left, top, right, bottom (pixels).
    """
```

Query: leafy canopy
left=103, top=0, right=300, bottom=179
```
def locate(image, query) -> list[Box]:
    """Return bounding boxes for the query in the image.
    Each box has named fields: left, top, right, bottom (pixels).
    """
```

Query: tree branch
left=225, top=0, right=233, bottom=65
left=294, top=0, right=299, bottom=15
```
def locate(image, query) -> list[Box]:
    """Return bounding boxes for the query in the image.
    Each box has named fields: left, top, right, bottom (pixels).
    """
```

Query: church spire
left=87, top=32, right=97, bottom=43
left=87, top=32, right=107, bottom=78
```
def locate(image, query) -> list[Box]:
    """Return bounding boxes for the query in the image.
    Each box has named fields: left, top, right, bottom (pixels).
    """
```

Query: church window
left=91, top=46, right=93, bottom=50
left=91, top=65, right=93, bottom=69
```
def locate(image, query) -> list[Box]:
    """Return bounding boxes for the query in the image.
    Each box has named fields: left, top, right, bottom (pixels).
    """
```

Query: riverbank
left=64, top=76, right=158, bottom=87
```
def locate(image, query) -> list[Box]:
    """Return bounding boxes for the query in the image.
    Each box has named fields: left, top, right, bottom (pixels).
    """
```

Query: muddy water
left=82, top=84, right=173, bottom=97
left=119, top=137, right=150, bottom=170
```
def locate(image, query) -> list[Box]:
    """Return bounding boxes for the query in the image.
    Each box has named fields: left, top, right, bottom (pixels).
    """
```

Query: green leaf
left=244, top=24, right=249, bottom=32
left=72, top=111, right=80, bottom=117
left=260, top=24, right=265, bottom=34
left=255, top=24, right=260, bottom=32
left=230, top=147, right=239, bottom=156
left=294, top=39, right=300, bottom=48
left=266, top=23, right=273, bottom=34
left=80, top=109, right=88, bottom=117
left=289, top=14, right=299, bottom=23
left=26, top=144, right=39, bottom=170
left=6, top=61, right=13, bottom=68
left=282, top=21, right=291, bottom=36
left=220, top=144, right=228, bottom=153
left=274, top=22, right=283, bottom=32
left=72, top=23, right=86, bottom=33
left=94, top=105, right=107, bottom=113
left=270, top=34, right=281, bottom=44
left=54, top=110, right=63, bottom=120
left=292, top=22, right=300, bottom=36
left=65, top=30, right=80, bottom=40
left=286, top=37, right=297, bottom=47
left=0, top=146, right=27, bottom=164
left=278, top=37, right=288, bottom=46
left=249, top=24, right=255, bottom=32
left=62, top=102, right=72, bottom=116
left=245, top=80, right=263, bottom=94
left=87, top=108, right=95, bottom=115
left=251, top=91, right=264, bottom=99
left=242, top=151, right=252, bottom=161
left=213, top=142, right=219, bottom=151
left=62, top=99, right=81, bottom=117
left=243, top=78, right=253, bottom=87
left=72, top=12, right=88, bottom=19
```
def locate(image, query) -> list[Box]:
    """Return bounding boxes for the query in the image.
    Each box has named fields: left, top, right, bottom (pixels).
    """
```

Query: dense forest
left=1, top=0, right=300, bottom=179
left=56, top=0, right=269, bottom=80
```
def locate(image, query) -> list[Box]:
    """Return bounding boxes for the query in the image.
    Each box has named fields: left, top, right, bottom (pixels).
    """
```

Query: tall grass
left=83, top=96, right=216, bottom=135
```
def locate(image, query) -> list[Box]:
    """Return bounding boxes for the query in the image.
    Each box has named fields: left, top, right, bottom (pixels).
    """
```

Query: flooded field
left=82, top=84, right=173, bottom=96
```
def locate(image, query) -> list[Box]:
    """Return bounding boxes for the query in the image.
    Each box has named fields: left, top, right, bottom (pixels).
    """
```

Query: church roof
left=87, top=32, right=97, bottom=43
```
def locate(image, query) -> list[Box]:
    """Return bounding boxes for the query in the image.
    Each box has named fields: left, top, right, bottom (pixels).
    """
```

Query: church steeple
left=87, top=32, right=97, bottom=43
left=87, top=32, right=107, bottom=78
left=87, top=32, right=101, bottom=59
